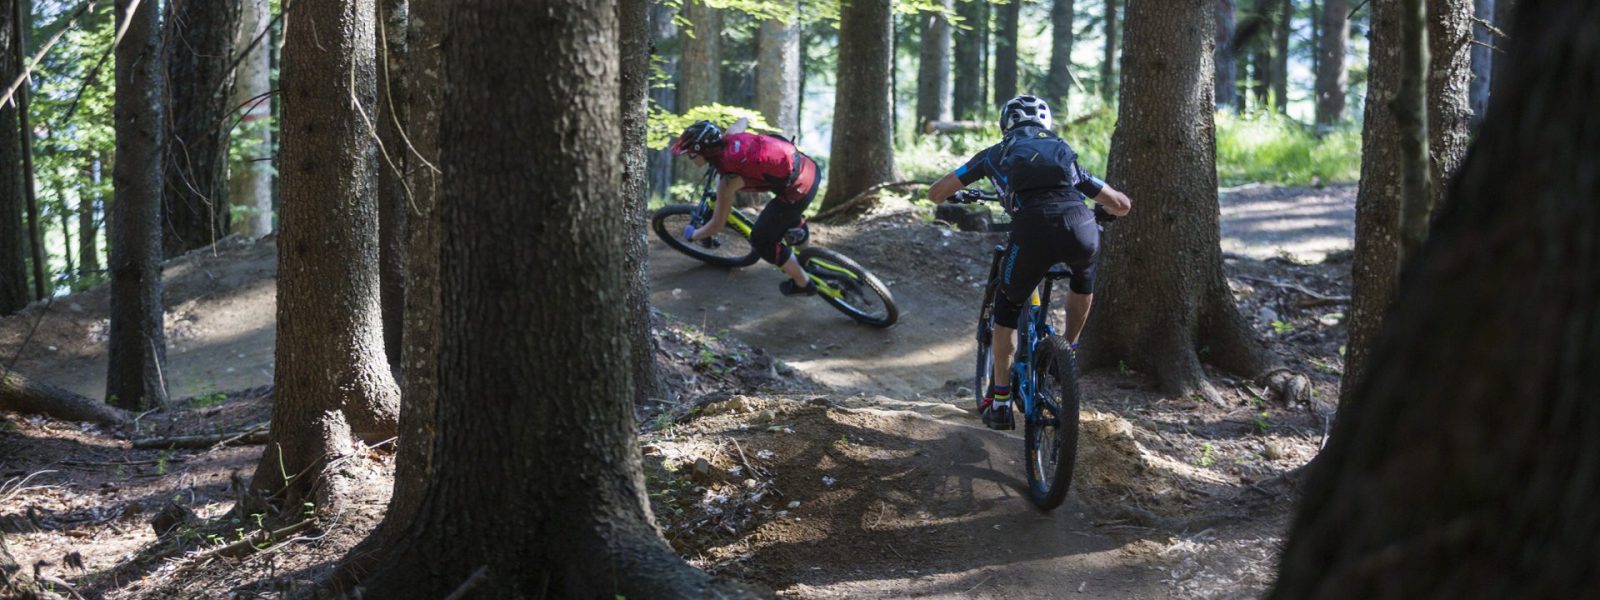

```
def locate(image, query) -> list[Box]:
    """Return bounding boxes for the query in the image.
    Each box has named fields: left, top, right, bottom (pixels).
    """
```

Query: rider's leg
left=779, top=254, right=809, bottom=287
left=992, top=323, right=1018, bottom=388
left=1064, top=292, right=1093, bottom=344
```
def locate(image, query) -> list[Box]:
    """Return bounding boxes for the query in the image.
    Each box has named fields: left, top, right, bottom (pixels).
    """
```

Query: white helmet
left=1000, top=95, right=1052, bottom=132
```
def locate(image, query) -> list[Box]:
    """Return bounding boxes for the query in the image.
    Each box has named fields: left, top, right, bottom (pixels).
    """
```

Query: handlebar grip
left=1093, top=204, right=1118, bottom=224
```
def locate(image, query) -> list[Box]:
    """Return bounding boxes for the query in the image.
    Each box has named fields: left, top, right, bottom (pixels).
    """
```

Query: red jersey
left=706, top=132, right=812, bottom=200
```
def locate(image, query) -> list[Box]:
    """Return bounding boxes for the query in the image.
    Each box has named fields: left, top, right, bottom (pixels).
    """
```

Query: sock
left=991, top=385, right=1010, bottom=402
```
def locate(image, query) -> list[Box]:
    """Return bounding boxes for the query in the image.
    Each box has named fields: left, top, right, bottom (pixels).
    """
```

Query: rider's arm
left=928, top=173, right=964, bottom=204
left=692, top=174, right=745, bottom=240
left=929, top=147, right=997, bottom=204
left=1092, top=184, right=1132, bottom=216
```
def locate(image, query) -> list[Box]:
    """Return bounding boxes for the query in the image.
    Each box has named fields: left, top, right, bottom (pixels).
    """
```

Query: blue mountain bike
left=955, top=189, right=1082, bottom=511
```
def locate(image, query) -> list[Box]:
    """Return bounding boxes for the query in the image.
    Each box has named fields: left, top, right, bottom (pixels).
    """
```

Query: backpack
left=722, top=132, right=796, bottom=191
left=997, top=125, right=1079, bottom=208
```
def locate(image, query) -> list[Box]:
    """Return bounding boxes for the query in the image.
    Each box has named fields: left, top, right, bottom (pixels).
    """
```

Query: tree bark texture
left=229, top=0, right=273, bottom=239
left=1426, top=0, right=1474, bottom=206
left=1215, top=0, right=1237, bottom=110
left=1314, top=0, right=1348, bottom=125
left=646, top=1, right=678, bottom=197
left=352, top=1, right=765, bottom=596
left=757, top=4, right=801, bottom=136
left=995, top=0, right=1020, bottom=103
left=1080, top=0, right=1269, bottom=405
left=163, top=0, right=242, bottom=257
left=1046, top=0, right=1076, bottom=110
left=0, top=0, right=25, bottom=316
left=253, top=0, right=399, bottom=510
left=1101, top=0, right=1119, bottom=101
left=1273, top=3, right=1600, bottom=595
left=1395, top=0, right=1430, bottom=265
left=1468, top=0, right=1493, bottom=124
left=953, top=0, right=983, bottom=119
left=1272, top=0, right=1291, bottom=112
left=819, top=0, right=896, bottom=215
left=622, top=0, right=666, bottom=405
left=2, top=369, right=128, bottom=425
left=107, top=0, right=168, bottom=411
left=674, top=0, right=720, bottom=185
left=377, top=0, right=409, bottom=369
left=917, top=0, right=953, bottom=127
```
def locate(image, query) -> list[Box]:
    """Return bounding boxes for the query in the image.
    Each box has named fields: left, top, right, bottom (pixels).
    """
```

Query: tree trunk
left=757, top=4, right=801, bottom=136
left=14, top=2, right=41, bottom=301
left=107, top=0, right=168, bottom=412
left=995, top=0, right=1020, bottom=103
left=916, top=0, right=953, bottom=127
left=0, top=0, right=25, bottom=316
left=1080, top=0, right=1269, bottom=405
left=1315, top=0, right=1348, bottom=125
left=251, top=0, right=399, bottom=512
left=57, top=187, right=73, bottom=279
left=1273, top=3, right=1600, bottom=595
left=980, top=0, right=990, bottom=106
left=2, top=370, right=128, bottom=426
left=377, top=0, right=408, bottom=369
left=162, top=0, right=242, bottom=256
left=674, top=0, right=720, bottom=186
left=351, top=2, right=767, bottom=596
left=622, top=0, right=666, bottom=406
left=229, top=0, right=273, bottom=239
left=645, top=1, right=677, bottom=199
left=1343, top=0, right=1475, bottom=406
left=1250, top=44, right=1269, bottom=109
left=952, top=0, right=983, bottom=119
left=818, top=0, right=896, bottom=215
left=1395, top=0, right=1430, bottom=265
left=1101, top=0, right=1119, bottom=102
left=1046, top=0, right=1076, bottom=110
left=1468, top=0, right=1493, bottom=124
left=1273, top=0, right=1291, bottom=112
left=1426, top=0, right=1473, bottom=206
left=79, top=155, right=102, bottom=276
left=1215, top=0, right=1237, bottom=110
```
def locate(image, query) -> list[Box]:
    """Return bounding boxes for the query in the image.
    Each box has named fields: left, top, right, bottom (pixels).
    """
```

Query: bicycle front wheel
left=798, top=247, right=899, bottom=328
left=1024, top=337, right=1081, bottom=511
left=651, top=205, right=760, bottom=267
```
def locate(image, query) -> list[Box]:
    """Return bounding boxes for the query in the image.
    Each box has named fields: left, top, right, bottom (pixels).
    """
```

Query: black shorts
left=749, top=164, right=818, bottom=265
left=994, top=203, right=1100, bottom=328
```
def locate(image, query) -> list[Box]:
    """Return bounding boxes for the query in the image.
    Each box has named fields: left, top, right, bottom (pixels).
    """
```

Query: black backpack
left=997, top=125, right=1079, bottom=208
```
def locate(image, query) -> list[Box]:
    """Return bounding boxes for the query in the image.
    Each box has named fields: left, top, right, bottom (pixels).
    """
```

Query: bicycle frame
left=982, top=245, right=1064, bottom=426
left=688, top=168, right=851, bottom=301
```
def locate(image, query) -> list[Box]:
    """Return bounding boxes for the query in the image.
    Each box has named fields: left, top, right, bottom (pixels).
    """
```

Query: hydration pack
left=997, top=125, right=1079, bottom=208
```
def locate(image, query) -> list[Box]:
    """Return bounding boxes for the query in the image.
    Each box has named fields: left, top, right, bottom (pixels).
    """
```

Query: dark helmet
left=999, top=95, right=1052, bottom=132
left=670, top=120, right=725, bottom=156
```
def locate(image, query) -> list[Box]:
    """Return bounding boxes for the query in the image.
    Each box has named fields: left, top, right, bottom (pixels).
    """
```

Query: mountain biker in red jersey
left=927, top=95, right=1132, bottom=429
left=672, top=120, right=820, bottom=297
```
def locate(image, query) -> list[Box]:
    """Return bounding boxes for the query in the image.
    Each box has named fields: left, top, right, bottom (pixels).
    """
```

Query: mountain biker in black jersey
left=673, top=120, right=821, bottom=297
left=927, top=95, right=1132, bottom=430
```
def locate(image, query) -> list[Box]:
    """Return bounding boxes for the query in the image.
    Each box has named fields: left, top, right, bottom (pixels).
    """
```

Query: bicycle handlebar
left=950, top=189, right=1000, bottom=204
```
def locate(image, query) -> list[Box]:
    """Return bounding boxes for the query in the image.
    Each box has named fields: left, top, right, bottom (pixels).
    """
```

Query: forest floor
left=0, top=184, right=1356, bottom=599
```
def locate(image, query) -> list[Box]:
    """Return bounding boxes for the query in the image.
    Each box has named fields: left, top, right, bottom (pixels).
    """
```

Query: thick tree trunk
left=622, top=0, right=666, bottom=406
left=79, top=156, right=102, bottom=276
left=757, top=4, right=801, bottom=136
left=916, top=0, right=953, bottom=127
left=2, top=370, right=128, bottom=425
left=1080, top=0, right=1269, bottom=405
left=674, top=0, right=720, bottom=186
left=162, top=0, right=241, bottom=256
left=1101, top=0, right=1119, bottom=102
left=818, top=0, right=896, bottom=215
left=952, top=0, right=983, bottom=119
left=995, top=0, right=1020, bottom=103
left=1273, top=0, right=1291, bottom=112
left=107, top=0, right=168, bottom=411
left=252, top=0, right=399, bottom=512
left=1315, top=0, right=1348, bottom=125
left=229, top=0, right=273, bottom=239
left=1468, top=0, right=1493, bottom=124
left=0, top=0, right=25, bottom=316
left=1273, top=3, right=1600, bottom=595
left=377, top=0, right=408, bottom=368
left=1047, top=0, right=1076, bottom=110
left=1395, top=0, right=1430, bottom=265
left=351, top=1, right=766, bottom=596
left=1215, top=0, right=1237, bottom=110
left=1343, top=0, right=1474, bottom=406
left=1426, top=0, right=1473, bottom=206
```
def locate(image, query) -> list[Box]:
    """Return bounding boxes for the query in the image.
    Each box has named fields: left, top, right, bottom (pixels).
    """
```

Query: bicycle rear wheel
left=1024, top=337, right=1081, bottom=511
left=974, top=317, right=993, bottom=411
left=798, top=247, right=899, bottom=328
left=651, top=205, right=760, bottom=267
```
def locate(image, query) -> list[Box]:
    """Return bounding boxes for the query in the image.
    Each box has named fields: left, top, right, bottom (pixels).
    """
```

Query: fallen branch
left=812, top=180, right=931, bottom=222
left=132, top=422, right=270, bottom=449
left=1238, top=275, right=1350, bottom=307
left=1, top=371, right=127, bottom=426
left=184, top=518, right=317, bottom=566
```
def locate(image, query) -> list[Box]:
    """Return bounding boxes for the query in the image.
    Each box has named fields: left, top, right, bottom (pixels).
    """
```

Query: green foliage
left=1197, top=442, right=1216, bottom=468
left=647, top=102, right=778, bottom=151
left=1215, top=112, right=1362, bottom=186
left=191, top=391, right=229, bottom=408
left=1271, top=320, right=1295, bottom=335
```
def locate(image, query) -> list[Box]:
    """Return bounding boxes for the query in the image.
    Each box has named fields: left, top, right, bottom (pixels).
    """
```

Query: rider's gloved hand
left=683, top=224, right=698, bottom=241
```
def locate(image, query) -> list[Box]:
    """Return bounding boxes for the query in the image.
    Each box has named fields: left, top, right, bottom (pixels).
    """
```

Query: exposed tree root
left=0, top=371, right=127, bottom=426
